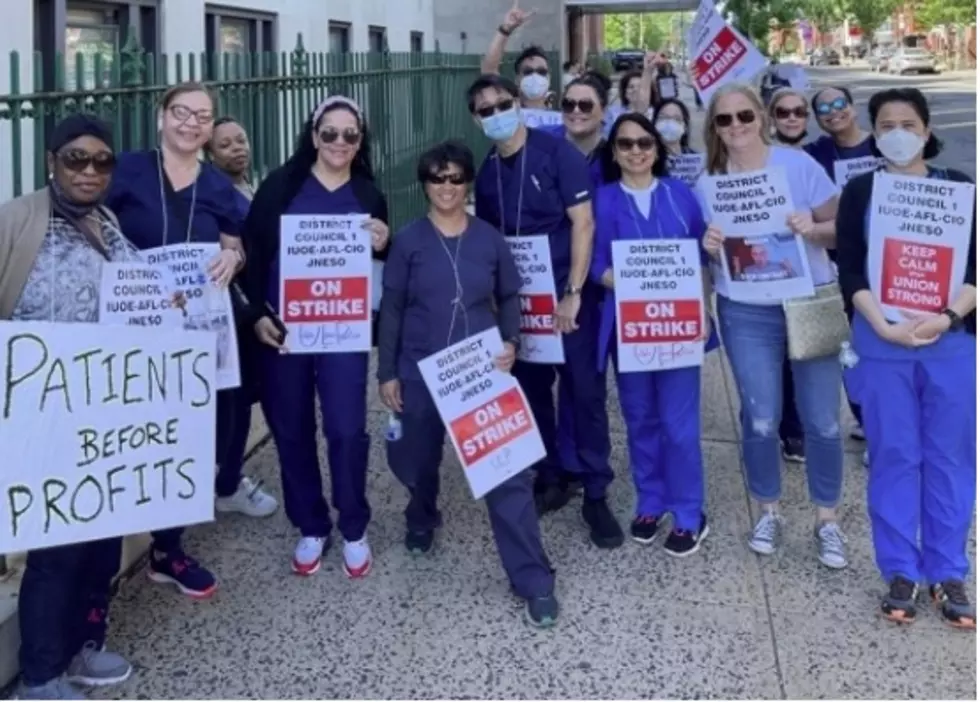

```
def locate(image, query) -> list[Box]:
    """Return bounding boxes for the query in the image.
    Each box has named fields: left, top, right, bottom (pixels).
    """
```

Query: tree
left=603, top=12, right=682, bottom=50
left=799, top=0, right=847, bottom=34
left=723, top=0, right=803, bottom=52
left=841, top=0, right=901, bottom=39
left=916, top=0, right=976, bottom=27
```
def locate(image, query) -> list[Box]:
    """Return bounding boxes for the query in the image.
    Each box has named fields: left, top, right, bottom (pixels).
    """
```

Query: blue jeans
left=717, top=296, right=844, bottom=508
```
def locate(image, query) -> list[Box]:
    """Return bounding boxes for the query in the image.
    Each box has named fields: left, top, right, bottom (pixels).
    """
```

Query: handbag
left=783, top=282, right=850, bottom=361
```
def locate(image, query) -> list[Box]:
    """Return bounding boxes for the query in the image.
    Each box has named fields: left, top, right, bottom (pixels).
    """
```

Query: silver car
left=888, top=47, right=940, bottom=75
left=868, top=47, right=895, bottom=72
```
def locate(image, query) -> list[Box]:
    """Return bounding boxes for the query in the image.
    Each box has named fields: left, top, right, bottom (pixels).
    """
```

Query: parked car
left=887, top=47, right=940, bottom=74
left=612, top=49, right=645, bottom=71
left=868, top=46, right=895, bottom=72
left=809, top=48, right=841, bottom=66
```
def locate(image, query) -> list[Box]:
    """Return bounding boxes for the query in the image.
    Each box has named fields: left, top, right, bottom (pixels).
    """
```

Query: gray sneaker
left=14, top=677, right=85, bottom=700
left=65, top=642, right=132, bottom=687
left=815, top=521, right=849, bottom=569
left=748, top=511, right=782, bottom=555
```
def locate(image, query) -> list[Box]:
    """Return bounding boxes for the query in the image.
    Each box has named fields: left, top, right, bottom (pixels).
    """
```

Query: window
left=329, top=22, right=350, bottom=54
left=205, top=5, right=276, bottom=58
left=368, top=26, right=387, bottom=53
left=410, top=31, right=424, bottom=53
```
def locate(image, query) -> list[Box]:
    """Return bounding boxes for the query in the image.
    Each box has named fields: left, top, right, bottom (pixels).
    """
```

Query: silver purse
left=783, top=282, right=850, bottom=361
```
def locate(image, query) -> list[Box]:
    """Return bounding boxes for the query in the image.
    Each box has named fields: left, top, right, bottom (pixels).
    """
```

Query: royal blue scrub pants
left=19, top=536, right=121, bottom=686
left=386, top=378, right=555, bottom=599
left=259, top=350, right=371, bottom=541
left=858, top=355, right=976, bottom=584
left=717, top=296, right=843, bottom=506
left=615, top=365, right=704, bottom=530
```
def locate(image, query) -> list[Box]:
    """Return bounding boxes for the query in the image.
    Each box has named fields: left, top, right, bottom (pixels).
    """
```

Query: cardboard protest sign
left=278, top=214, right=373, bottom=354
left=505, top=235, right=565, bottom=364
left=0, top=322, right=216, bottom=553
left=100, top=262, right=184, bottom=329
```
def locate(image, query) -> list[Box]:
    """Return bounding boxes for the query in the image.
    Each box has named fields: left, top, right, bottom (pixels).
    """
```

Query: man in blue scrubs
left=467, top=74, right=622, bottom=549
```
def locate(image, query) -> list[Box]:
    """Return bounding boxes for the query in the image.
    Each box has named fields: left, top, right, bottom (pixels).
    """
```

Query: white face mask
left=876, top=128, right=926, bottom=166
left=520, top=73, right=550, bottom=100
left=655, top=118, right=685, bottom=143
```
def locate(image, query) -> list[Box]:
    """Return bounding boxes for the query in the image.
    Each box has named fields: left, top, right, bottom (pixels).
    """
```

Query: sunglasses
left=816, top=97, right=849, bottom=115
left=426, top=173, right=467, bottom=185
left=615, top=136, right=656, bottom=152
left=475, top=99, right=515, bottom=119
left=774, top=106, right=808, bottom=120
left=520, top=67, right=549, bottom=77
left=561, top=98, right=596, bottom=114
left=169, top=104, right=214, bottom=124
left=318, top=128, right=361, bottom=146
left=59, top=150, right=116, bottom=175
left=713, top=110, right=757, bottom=128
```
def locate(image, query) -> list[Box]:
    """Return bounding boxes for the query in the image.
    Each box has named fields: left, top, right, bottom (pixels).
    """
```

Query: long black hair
left=284, top=98, right=375, bottom=183
left=600, top=113, right=668, bottom=184
left=652, top=98, right=691, bottom=151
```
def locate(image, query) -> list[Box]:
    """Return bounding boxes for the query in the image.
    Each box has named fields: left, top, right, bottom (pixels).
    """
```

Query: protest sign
left=613, top=239, right=705, bottom=373
left=418, top=328, right=545, bottom=499
left=505, top=235, right=565, bottom=364
left=143, top=243, right=240, bottom=390
left=278, top=214, right=373, bottom=354
left=0, top=322, right=216, bottom=553
left=100, top=262, right=184, bottom=329
left=833, top=156, right=885, bottom=187
left=522, top=109, right=563, bottom=129
left=667, top=153, right=707, bottom=187
left=688, top=6, right=767, bottom=103
left=867, top=172, right=975, bottom=322
left=699, top=167, right=815, bottom=302
left=657, top=75, right=679, bottom=100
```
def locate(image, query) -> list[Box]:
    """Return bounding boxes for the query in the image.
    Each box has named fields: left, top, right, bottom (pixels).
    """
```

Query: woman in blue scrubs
left=106, top=82, right=262, bottom=599
left=592, top=114, right=715, bottom=554
left=467, top=73, right=622, bottom=549
left=377, top=140, right=559, bottom=628
left=241, top=96, right=390, bottom=579
left=837, top=87, right=976, bottom=628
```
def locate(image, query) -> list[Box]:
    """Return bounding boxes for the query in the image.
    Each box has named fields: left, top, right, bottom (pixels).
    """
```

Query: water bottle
left=385, top=412, right=403, bottom=442
left=839, top=341, right=859, bottom=369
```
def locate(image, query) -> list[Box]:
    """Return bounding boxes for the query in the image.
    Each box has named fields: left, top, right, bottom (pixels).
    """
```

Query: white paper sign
left=689, top=7, right=767, bottom=103
left=0, top=322, right=217, bottom=553
left=278, top=214, right=373, bottom=354
left=143, top=243, right=241, bottom=390
left=522, top=109, right=563, bottom=129
left=417, top=328, right=546, bottom=500
left=833, top=156, right=885, bottom=186
left=867, top=172, right=975, bottom=322
left=99, top=262, right=184, bottom=329
left=700, top=167, right=815, bottom=302
left=505, top=235, right=565, bottom=365
left=668, top=153, right=707, bottom=187
left=657, top=75, right=679, bottom=100
left=613, top=239, right=705, bottom=373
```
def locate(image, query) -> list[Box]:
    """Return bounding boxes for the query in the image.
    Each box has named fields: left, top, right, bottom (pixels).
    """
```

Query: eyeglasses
left=561, top=98, right=596, bottom=114
left=815, top=97, right=849, bottom=115
left=713, top=110, right=757, bottom=128
left=614, top=136, right=656, bottom=152
left=475, top=99, right=515, bottom=119
left=169, top=104, right=214, bottom=125
left=426, top=173, right=467, bottom=185
left=520, top=67, right=549, bottom=77
left=318, top=128, right=361, bottom=145
left=58, top=150, right=116, bottom=175
left=774, top=106, right=808, bottom=120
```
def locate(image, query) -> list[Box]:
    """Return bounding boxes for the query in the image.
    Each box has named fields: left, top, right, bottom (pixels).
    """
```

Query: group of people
left=0, top=11, right=976, bottom=700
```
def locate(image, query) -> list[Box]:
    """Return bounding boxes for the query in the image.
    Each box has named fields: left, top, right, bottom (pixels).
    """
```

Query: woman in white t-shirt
left=695, top=83, right=848, bottom=569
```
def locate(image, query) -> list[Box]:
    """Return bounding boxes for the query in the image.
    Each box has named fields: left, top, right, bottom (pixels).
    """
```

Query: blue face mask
left=481, top=108, right=521, bottom=141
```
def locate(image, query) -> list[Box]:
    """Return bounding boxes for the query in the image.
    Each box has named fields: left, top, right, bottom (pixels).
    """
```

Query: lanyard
left=495, top=145, right=528, bottom=238
left=157, top=149, right=199, bottom=246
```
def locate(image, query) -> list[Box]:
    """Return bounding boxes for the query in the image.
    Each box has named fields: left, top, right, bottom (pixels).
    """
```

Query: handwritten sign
left=833, top=156, right=885, bottom=187
left=99, top=262, right=183, bottom=329
left=667, top=153, right=706, bottom=188
left=417, top=328, right=545, bottom=500
left=612, top=239, right=704, bottom=373
left=505, top=235, right=565, bottom=365
left=278, top=214, right=372, bottom=354
left=143, top=243, right=240, bottom=390
left=688, top=6, right=767, bottom=103
left=522, top=109, right=563, bottom=129
left=700, top=167, right=815, bottom=302
left=868, top=172, right=975, bottom=322
left=0, top=322, right=216, bottom=553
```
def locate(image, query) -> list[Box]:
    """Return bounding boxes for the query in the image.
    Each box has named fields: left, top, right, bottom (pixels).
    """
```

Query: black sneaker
left=630, top=515, right=663, bottom=545
left=930, top=580, right=976, bottom=630
left=582, top=497, right=624, bottom=549
left=881, top=576, right=919, bottom=624
left=781, top=437, right=805, bottom=464
left=534, top=482, right=573, bottom=516
left=524, top=593, right=560, bottom=628
left=664, top=514, right=710, bottom=557
left=405, top=529, right=434, bottom=556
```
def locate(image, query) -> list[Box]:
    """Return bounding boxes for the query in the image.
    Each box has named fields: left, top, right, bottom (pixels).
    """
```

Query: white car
left=868, top=47, right=895, bottom=72
left=887, top=47, right=940, bottom=75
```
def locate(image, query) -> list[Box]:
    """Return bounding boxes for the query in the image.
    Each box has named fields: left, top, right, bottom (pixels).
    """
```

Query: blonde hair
left=703, top=83, right=769, bottom=175
left=768, top=88, right=808, bottom=117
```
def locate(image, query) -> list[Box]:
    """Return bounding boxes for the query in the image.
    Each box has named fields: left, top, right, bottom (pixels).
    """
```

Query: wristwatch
left=564, top=284, right=583, bottom=297
left=941, top=308, right=964, bottom=330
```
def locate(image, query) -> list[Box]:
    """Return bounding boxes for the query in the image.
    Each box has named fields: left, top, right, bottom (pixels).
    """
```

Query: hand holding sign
left=702, top=225, right=724, bottom=258
left=362, top=218, right=390, bottom=252
left=786, top=212, right=816, bottom=239
left=494, top=342, right=517, bottom=373
left=207, top=249, right=241, bottom=288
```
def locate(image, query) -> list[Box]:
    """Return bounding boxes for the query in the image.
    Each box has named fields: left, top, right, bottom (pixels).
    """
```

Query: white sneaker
left=342, top=536, right=372, bottom=579
left=815, top=522, right=849, bottom=569
left=215, top=476, right=278, bottom=518
left=292, top=536, right=327, bottom=576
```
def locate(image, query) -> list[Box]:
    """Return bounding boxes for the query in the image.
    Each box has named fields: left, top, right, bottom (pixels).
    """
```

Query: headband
left=311, top=95, right=362, bottom=130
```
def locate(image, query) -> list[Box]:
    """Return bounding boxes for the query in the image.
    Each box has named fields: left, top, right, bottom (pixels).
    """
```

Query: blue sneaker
left=148, top=549, right=217, bottom=599
left=524, top=594, right=560, bottom=628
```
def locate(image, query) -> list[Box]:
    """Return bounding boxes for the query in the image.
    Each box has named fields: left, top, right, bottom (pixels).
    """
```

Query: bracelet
left=498, top=24, right=513, bottom=37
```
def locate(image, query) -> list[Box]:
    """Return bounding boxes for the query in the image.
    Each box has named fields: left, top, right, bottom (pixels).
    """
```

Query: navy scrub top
left=105, top=150, right=243, bottom=250
left=474, top=128, right=594, bottom=288
left=804, top=134, right=876, bottom=182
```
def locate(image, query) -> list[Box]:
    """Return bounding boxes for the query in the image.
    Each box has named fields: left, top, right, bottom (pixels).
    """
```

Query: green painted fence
left=0, top=35, right=559, bottom=229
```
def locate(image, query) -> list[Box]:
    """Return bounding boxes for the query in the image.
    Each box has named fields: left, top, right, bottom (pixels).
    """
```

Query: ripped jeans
left=718, top=296, right=844, bottom=508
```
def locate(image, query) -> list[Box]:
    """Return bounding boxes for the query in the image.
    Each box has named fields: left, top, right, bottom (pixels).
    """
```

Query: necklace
left=156, top=148, right=199, bottom=246
left=495, top=144, right=528, bottom=238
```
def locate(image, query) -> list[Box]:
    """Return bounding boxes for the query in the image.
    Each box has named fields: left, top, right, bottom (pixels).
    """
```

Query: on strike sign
left=417, top=328, right=546, bottom=500
left=278, top=214, right=373, bottom=354
left=612, top=239, right=705, bottom=373
left=688, top=6, right=766, bottom=103
left=868, top=172, right=975, bottom=322
left=505, top=235, right=564, bottom=365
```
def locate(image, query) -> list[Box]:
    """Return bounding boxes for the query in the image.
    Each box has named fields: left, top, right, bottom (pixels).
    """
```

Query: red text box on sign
left=519, top=294, right=556, bottom=335
left=694, top=26, right=746, bottom=90
left=880, top=238, right=953, bottom=313
left=619, top=299, right=702, bottom=343
left=282, top=277, right=369, bottom=323
left=449, top=387, right=534, bottom=467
